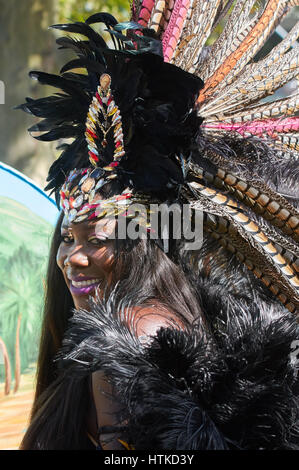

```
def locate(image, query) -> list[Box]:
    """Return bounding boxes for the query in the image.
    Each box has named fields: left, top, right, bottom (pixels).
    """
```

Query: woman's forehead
left=61, top=216, right=95, bottom=230
left=61, top=215, right=116, bottom=236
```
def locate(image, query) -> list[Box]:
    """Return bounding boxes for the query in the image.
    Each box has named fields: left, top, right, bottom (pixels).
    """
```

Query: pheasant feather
left=205, top=92, right=299, bottom=123
left=197, top=0, right=284, bottom=105
left=172, top=0, right=222, bottom=70
left=162, top=0, right=191, bottom=62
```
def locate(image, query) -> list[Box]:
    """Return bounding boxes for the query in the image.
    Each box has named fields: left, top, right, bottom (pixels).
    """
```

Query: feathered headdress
left=18, top=1, right=299, bottom=314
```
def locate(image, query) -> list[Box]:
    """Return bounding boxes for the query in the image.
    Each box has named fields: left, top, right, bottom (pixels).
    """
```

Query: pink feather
left=202, top=117, right=299, bottom=138
left=138, top=0, right=155, bottom=27
left=162, top=0, right=190, bottom=62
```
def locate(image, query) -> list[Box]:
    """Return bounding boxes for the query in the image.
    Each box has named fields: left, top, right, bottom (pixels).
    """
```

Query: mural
left=0, top=162, right=59, bottom=449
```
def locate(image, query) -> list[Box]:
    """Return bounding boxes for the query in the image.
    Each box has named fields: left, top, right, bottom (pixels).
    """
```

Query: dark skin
left=57, top=216, right=116, bottom=310
left=57, top=215, right=184, bottom=449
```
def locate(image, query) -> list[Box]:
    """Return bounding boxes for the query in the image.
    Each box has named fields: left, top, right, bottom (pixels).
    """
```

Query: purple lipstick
left=69, top=277, right=102, bottom=296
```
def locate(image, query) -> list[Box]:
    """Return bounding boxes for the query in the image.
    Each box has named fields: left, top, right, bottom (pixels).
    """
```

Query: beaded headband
left=60, top=167, right=132, bottom=224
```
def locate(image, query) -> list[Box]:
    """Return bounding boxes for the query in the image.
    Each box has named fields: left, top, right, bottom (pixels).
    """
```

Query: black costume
left=19, top=0, right=299, bottom=449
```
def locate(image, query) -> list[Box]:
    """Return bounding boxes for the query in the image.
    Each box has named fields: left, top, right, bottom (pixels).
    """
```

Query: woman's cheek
left=93, top=246, right=115, bottom=274
left=56, top=244, right=65, bottom=271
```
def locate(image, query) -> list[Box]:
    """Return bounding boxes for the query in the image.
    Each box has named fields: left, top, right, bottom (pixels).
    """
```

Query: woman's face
left=56, top=215, right=116, bottom=310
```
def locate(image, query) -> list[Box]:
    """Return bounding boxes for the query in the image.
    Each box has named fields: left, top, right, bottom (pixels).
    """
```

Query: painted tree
left=0, top=338, right=11, bottom=395
left=13, top=315, right=21, bottom=394
left=0, top=246, right=45, bottom=382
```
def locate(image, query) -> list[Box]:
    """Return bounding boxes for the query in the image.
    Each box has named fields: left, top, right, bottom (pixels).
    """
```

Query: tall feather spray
left=132, top=0, right=299, bottom=314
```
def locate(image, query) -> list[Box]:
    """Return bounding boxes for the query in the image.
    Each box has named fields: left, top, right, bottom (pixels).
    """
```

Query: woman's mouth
left=69, top=278, right=102, bottom=295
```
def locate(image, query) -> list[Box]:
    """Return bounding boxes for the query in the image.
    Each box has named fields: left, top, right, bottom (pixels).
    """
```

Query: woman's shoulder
left=125, top=301, right=186, bottom=341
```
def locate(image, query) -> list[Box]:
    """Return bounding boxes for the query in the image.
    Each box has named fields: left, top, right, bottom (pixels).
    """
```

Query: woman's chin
left=72, top=294, right=94, bottom=310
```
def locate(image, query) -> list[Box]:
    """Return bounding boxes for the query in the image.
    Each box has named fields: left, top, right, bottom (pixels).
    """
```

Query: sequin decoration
left=85, top=74, right=125, bottom=173
left=58, top=74, right=131, bottom=224
left=81, top=177, right=95, bottom=193
left=59, top=165, right=158, bottom=227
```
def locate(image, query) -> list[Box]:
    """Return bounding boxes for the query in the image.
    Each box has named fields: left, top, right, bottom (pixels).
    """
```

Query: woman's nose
left=65, top=245, right=89, bottom=267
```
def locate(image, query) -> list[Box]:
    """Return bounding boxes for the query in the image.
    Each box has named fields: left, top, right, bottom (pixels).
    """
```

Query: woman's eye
left=88, top=237, right=105, bottom=246
left=61, top=235, right=73, bottom=244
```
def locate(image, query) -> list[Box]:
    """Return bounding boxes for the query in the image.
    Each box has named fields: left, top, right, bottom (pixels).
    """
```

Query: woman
left=20, top=194, right=299, bottom=450
left=19, top=2, right=299, bottom=450
left=20, top=193, right=204, bottom=450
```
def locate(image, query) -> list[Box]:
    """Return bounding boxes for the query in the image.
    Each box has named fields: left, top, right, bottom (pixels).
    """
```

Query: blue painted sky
left=0, top=162, right=59, bottom=226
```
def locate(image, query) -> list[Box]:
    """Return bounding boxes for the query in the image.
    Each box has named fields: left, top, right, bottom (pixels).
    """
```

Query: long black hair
left=20, top=200, right=204, bottom=449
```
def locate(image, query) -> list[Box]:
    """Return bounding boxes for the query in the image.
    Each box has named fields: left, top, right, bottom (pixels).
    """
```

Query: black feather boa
left=57, top=283, right=299, bottom=450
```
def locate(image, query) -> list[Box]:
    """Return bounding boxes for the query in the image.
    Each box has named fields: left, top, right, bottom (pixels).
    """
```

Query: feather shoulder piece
left=57, top=284, right=299, bottom=450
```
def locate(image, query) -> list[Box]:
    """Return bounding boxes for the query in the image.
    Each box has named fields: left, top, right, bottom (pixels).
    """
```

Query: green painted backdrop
left=0, top=196, right=54, bottom=382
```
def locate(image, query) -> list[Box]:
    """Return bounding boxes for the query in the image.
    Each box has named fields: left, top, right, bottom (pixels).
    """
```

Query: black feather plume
left=18, top=14, right=203, bottom=203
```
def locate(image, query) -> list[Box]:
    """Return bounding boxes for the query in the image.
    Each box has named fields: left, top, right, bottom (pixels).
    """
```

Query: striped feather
left=210, top=0, right=235, bottom=30
left=162, top=0, right=191, bottom=62
left=150, top=0, right=176, bottom=35
left=200, top=48, right=299, bottom=118
left=197, top=0, right=284, bottom=106
left=275, top=149, right=299, bottom=160
left=137, top=0, right=155, bottom=27
left=201, top=0, right=295, bottom=82
left=202, top=117, right=299, bottom=139
left=130, top=0, right=139, bottom=22
left=190, top=164, right=299, bottom=243
left=258, top=21, right=299, bottom=69
left=205, top=211, right=299, bottom=266
left=166, top=0, right=196, bottom=62
left=148, top=0, right=166, bottom=32
left=188, top=181, right=299, bottom=312
left=274, top=132, right=299, bottom=152
left=205, top=92, right=299, bottom=123
left=277, top=244, right=299, bottom=273
left=171, top=0, right=222, bottom=69
left=201, top=54, right=299, bottom=121
left=181, top=0, right=299, bottom=312
left=205, top=224, right=297, bottom=313
left=159, top=0, right=176, bottom=33
left=200, top=0, right=259, bottom=82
